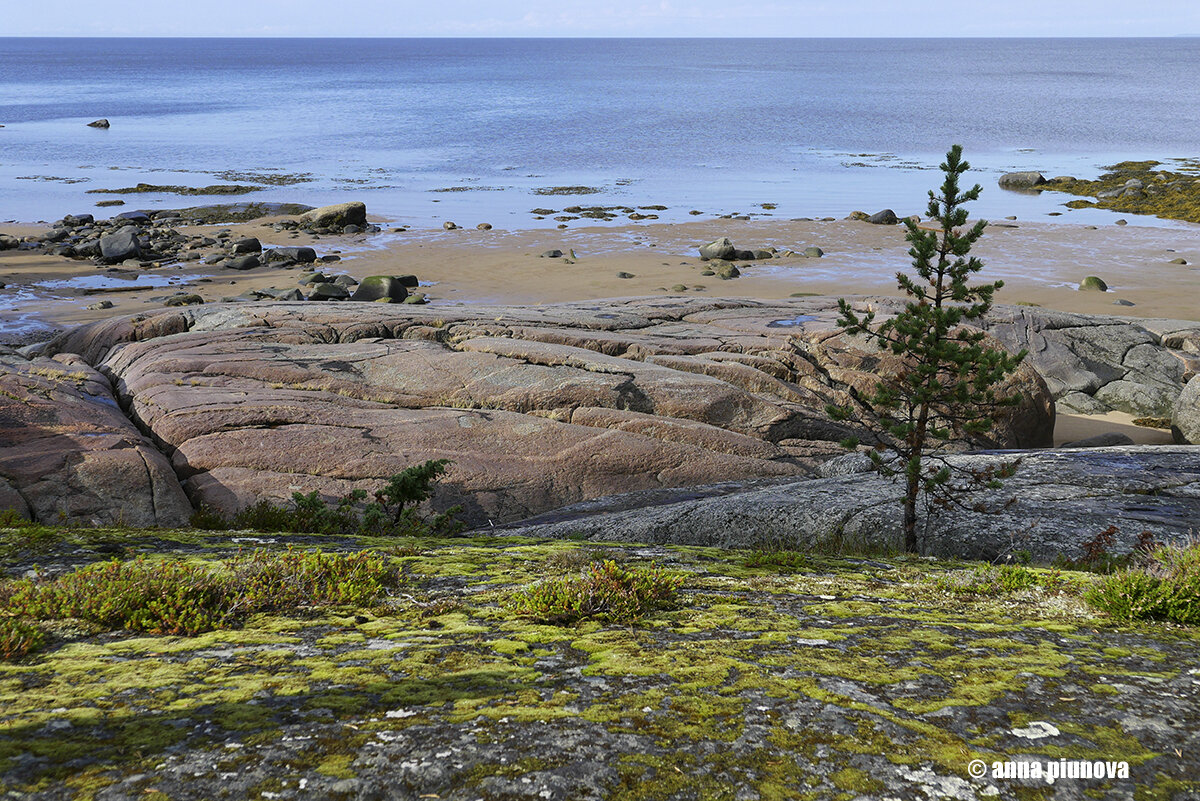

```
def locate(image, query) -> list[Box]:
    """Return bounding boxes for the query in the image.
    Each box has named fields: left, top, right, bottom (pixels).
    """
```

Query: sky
left=5, top=0, right=1199, bottom=37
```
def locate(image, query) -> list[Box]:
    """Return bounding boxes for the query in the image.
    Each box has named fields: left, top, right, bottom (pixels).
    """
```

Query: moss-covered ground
left=1, top=525, right=1197, bottom=800
left=1039, top=160, right=1200, bottom=224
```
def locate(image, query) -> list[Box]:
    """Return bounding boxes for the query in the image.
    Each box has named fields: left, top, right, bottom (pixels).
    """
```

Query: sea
left=2, top=37, right=1200, bottom=228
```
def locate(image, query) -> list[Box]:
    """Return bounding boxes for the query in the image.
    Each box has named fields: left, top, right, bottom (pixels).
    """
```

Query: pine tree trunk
left=903, top=475, right=919, bottom=553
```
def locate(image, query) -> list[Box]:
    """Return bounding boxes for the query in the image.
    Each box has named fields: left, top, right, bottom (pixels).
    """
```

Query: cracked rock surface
left=0, top=350, right=191, bottom=526
left=9, top=295, right=1199, bottom=532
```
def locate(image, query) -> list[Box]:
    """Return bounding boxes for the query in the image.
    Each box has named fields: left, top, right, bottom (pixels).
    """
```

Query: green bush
left=743, top=550, right=811, bottom=572
left=1085, top=540, right=1200, bottom=626
left=934, top=564, right=1076, bottom=596
left=0, top=615, right=45, bottom=660
left=2, top=548, right=402, bottom=645
left=507, top=560, right=684, bottom=625
left=191, top=459, right=463, bottom=537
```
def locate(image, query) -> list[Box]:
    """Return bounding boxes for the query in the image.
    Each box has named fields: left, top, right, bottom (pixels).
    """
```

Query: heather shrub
left=0, top=615, right=45, bottom=660
left=508, top=560, right=684, bottom=625
left=2, top=547, right=401, bottom=650
left=1085, top=539, right=1200, bottom=625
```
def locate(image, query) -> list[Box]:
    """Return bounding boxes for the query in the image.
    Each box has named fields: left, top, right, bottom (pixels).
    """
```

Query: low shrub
left=934, top=564, right=1077, bottom=596
left=2, top=548, right=401, bottom=645
left=191, top=459, right=463, bottom=537
left=0, top=615, right=45, bottom=660
left=1085, top=539, right=1200, bottom=626
left=743, top=550, right=811, bottom=572
left=507, top=560, right=684, bottom=625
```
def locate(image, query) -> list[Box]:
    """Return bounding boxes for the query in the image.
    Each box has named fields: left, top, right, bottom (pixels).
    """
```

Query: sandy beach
left=3, top=211, right=1197, bottom=445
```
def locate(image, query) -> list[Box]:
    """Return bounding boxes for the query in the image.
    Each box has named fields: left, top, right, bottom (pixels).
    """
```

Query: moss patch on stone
left=1040, top=160, right=1200, bottom=223
left=0, top=528, right=1196, bottom=799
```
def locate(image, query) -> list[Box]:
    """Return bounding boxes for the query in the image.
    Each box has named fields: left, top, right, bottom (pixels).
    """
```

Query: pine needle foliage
left=828, top=145, right=1027, bottom=553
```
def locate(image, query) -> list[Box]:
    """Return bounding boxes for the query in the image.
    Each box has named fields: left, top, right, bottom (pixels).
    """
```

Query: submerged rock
left=998, top=171, right=1047, bottom=190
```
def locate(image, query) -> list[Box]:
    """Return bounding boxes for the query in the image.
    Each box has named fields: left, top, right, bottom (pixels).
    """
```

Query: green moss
left=1040, top=161, right=1200, bottom=224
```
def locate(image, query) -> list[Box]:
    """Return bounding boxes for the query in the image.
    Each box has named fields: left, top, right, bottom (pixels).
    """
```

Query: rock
left=752, top=250, right=774, bottom=260
left=867, top=210, right=898, bottom=225
left=1173, top=375, right=1200, bottom=444
left=699, top=238, right=737, bottom=261
left=298, top=202, right=367, bottom=229
left=267, top=246, right=317, bottom=263
left=225, top=254, right=260, bottom=271
left=616, top=272, right=635, bottom=279
left=260, top=287, right=305, bottom=302
left=1079, top=276, right=1108, bottom=291
left=0, top=234, right=19, bottom=250
left=972, top=302, right=1193, bottom=417
left=350, top=276, right=409, bottom=303
left=847, top=211, right=870, bottom=221
left=714, top=264, right=740, bottom=280
left=1061, top=432, right=1135, bottom=448
left=333, top=275, right=358, bottom=288
left=490, top=446, right=1200, bottom=562
left=0, top=352, right=192, bottom=526
left=114, top=211, right=152, bottom=223
left=86, top=300, right=114, bottom=311
left=98, top=227, right=142, bottom=263
left=31, top=298, right=1059, bottom=528
left=1169, top=257, right=1188, bottom=265
left=86, top=118, right=110, bottom=128
left=308, top=283, right=350, bottom=301
left=164, top=294, right=204, bottom=307
left=230, top=237, right=261, bottom=254
left=343, top=224, right=362, bottom=234
left=803, top=246, right=824, bottom=258
left=998, top=171, right=1046, bottom=189
left=540, top=250, right=564, bottom=259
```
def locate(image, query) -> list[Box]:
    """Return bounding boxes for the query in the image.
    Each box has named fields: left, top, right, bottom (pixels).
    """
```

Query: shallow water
left=2, top=37, right=1199, bottom=227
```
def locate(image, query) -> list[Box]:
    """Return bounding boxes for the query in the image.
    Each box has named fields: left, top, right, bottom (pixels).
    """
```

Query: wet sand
left=4, top=215, right=1199, bottom=337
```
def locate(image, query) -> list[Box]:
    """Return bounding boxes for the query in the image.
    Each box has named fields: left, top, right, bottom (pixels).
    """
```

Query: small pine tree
left=828, top=145, right=1027, bottom=553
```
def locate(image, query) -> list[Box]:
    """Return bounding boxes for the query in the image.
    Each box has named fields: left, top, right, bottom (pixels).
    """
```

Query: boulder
left=0, top=352, right=192, bottom=526
left=867, top=209, right=898, bottom=225
left=98, top=226, right=142, bottom=263
left=225, top=254, right=260, bottom=271
left=539, top=250, right=564, bottom=259
left=230, top=237, right=261, bottom=254
left=114, top=211, right=152, bottom=223
left=86, top=118, right=110, bottom=128
left=308, top=283, right=350, bottom=301
left=267, top=246, right=317, bottom=263
left=998, top=172, right=1047, bottom=190
left=803, top=246, right=824, bottom=258
left=1079, top=276, right=1108, bottom=292
left=350, top=276, right=409, bottom=303
left=699, top=238, right=737, bottom=261
left=1173, top=375, right=1200, bottom=444
left=1061, top=432, right=1135, bottom=448
left=298, top=201, right=367, bottom=229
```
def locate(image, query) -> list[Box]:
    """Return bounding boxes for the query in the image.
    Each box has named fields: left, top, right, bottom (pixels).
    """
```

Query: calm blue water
left=2, top=37, right=1199, bottom=227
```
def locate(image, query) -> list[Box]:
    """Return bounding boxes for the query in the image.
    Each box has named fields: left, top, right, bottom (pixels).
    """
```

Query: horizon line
left=1, top=34, right=1197, bottom=39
